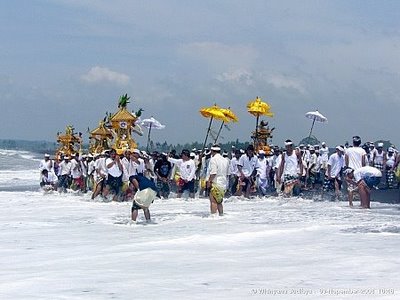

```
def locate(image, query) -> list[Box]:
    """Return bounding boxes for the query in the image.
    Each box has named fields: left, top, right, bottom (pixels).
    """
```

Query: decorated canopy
left=88, top=121, right=113, bottom=154
left=247, top=96, right=274, bottom=154
left=56, top=125, right=82, bottom=159
left=199, top=104, right=229, bottom=122
left=247, top=96, right=274, bottom=117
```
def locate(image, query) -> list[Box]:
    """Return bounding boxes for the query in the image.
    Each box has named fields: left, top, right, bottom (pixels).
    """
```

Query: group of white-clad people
left=38, top=136, right=400, bottom=220
left=38, top=146, right=230, bottom=218
left=270, top=136, right=399, bottom=209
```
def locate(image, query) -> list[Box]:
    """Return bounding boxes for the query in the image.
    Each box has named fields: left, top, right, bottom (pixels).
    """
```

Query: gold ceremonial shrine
left=247, top=96, right=275, bottom=154
left=251, top=120, right=275, bottom=154
left=94, top=93, right=141, bottom=155
left=88, top=121, right=113, bottom=155
left=87, top=94, right=141, bottom=155
left=109, top=105, right=138, bottom=154
left=55, top=125, right=82, bottom=159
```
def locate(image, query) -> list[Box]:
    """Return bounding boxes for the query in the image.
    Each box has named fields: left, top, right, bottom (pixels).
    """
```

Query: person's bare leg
left=144, top=208, right=151, bottom=221
left=358, top=181, right=370, bottom=209
left=131, top=209, right=138, bottom=221
left=334, top=180, right=340, bottom=199
left=217, top=203, right=223, bottom=216
left=348, top=190, right=353, bottom=207
left=209, top=194, right=217, bottom=214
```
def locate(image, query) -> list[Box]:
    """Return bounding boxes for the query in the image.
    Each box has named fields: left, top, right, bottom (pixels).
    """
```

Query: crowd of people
left=38, top=136, right=400, bottom=220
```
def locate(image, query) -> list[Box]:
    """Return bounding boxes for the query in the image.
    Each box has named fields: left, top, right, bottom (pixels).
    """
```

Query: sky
left=1, top=0, right=399, bottom=147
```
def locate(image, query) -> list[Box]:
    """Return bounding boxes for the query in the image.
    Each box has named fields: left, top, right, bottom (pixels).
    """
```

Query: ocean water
left=0, top=149, right=40, bottom=191
left=0, top=149, right=399, bottom=299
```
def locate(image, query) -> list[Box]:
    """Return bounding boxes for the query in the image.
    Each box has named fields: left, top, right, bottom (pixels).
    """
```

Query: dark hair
left=181, top=149, right=190, bottom=156
left=352, top=136, right=361, bottom=147
left=246, top=144, right=254, bottom=151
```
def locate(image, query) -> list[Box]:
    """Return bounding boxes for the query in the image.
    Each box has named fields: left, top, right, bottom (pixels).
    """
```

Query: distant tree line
left=1, top=138, right=395, bottom=155
left=144, top=139, right=252, bottom=154
left=0, top=138, right=252, bottom=155
left=0, top=139, right=58, bottom=154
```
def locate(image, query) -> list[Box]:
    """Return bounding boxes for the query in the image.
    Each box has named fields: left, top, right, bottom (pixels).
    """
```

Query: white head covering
left=284, top=140, right=293, bottom=146
left=336, top=146, right=344, bottom=152
left=211, top=145, right=221, bottom=151
left=343, top=168, right=354, bottom=175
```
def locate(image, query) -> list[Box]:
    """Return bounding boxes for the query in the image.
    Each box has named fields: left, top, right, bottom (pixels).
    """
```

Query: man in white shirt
left=199, top=150, right=211, bottom=197
left=228, top=149, right=241, bottom=196
left=70, top=153, right=84, bottom=192
left=40, top=169, right=58, bottom=191
left=103, top=149, right=123, bottom=201
left=207, top=145, right=229, bottom=215
left=344, top=166, right=382, bottom=208
left=129, top=149, right=145, bottom=177
left=168, top=149, right=196, bottom=198
left=320, top=142, right=329, bottom=170
left=91, top=152, right=108, bottom=200
left=372, top=142, right=386, bottom=172
left=345, top=136, right=366, bottom=170
left=277, top=140, right=303, bottom=197
left=57, top=156, right=71, bottom=192
left=323, top=146, right=345, bottom=198
left=256, top=150, right=269, bottom=196
left=345, top=136, right=367, bottom=204
left=237, top=145, right=258, bottom=198
left=39, top=153, right=54, bottom=174
left=86, top=154, right=95, bottom=191
left=306, top=146, right=318, bottom=189
left=121, top=150, right=131, bottom=183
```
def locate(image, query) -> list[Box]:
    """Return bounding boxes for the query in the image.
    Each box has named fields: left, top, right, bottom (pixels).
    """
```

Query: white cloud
left=81, top=66, right=130, bottom=85
left=216, top=69, right=254, bottom=86
left=264, top=74, right=307, bottom=94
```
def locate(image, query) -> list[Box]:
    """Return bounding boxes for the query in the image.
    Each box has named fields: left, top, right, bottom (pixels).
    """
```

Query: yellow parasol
left=199, top=104, right=229, bottom=149
left=200, top=105, right=229, bottom=121
left=213, top=107, right=238, bottom=144
left=247, top=96, right=274, bottom=117
left=220, top=107, right=239, bottom=122
left=247, top=96, right=274, bottom=149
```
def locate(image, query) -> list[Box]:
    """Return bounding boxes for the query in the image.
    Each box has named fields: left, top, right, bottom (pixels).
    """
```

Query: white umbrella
left=140, top=117, right=165, bottom=151
left=305, top=110, right=327, bottom=137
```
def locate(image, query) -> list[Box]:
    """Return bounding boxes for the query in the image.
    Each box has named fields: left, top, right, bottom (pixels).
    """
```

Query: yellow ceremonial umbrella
left=247, top=96, right=274, bottom=148
left=200, top=105, right=228, bottom=121
left=213, top=107, right=238, bottom=144
left=220, top=107, right=239, bottom=122
left=199, top=104, right=229, bottom=149
left=247, top=96, right=274, bottom=117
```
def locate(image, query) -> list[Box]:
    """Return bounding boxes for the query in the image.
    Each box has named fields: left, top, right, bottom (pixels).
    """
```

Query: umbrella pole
left=146, top=123, right=152, bottom=152
left=214, top=121, right=225, bottom=144
left=254, top=114, right=259, bottom=149
left=202, top=117, right=213, bottom=150
left=308, top=117, right=316, bottom=138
